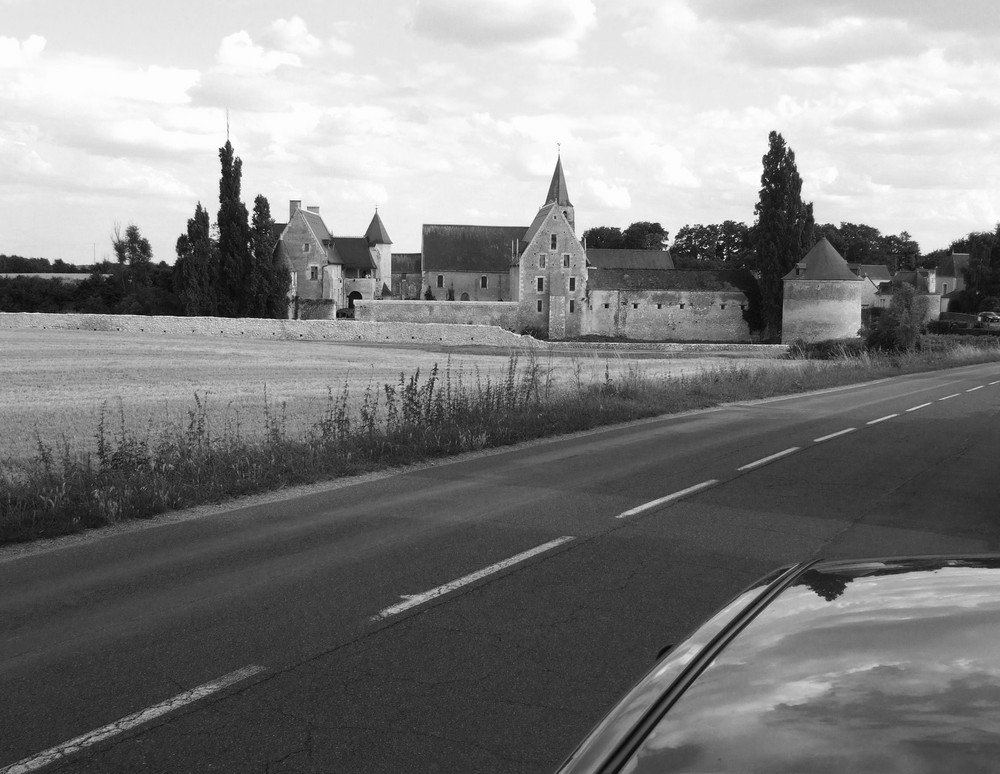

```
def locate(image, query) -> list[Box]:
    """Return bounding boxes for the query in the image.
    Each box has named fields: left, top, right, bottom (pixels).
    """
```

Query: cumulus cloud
left=0, top=33, right=44, bottom=67
left=583, top=179, right=631, bottom=209
left=412, top=0, right=596, bottom=58
left=217, top=30, right=300, bottom=73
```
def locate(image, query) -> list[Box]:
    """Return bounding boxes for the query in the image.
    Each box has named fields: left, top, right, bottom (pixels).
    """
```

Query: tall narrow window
left=310, top=266, right=318, bottom=281
left=550, top=234, right=557, bottom=250
left=539, top=254, right=547, bottom=269
left=569, top=299, right=576, bottom=313
left=480, top=275, right=488, bottom=289
left=537, top=277, right=544, bottom=292
left=437, top=274, right=444, bottom=288
left=563, top=254, right=570, bottom=268
left=303, top=243, right=311, bottom=252
left=537, top=299, right=543, bottom=312
left=569, top=277, right=576, bottom=292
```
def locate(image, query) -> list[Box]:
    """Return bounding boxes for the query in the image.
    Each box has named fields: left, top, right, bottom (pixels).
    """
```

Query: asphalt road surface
left=2, top=361, right=999, bottom=773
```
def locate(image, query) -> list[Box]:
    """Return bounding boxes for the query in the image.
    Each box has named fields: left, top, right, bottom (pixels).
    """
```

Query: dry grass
left=0, top=329, right=787, bottom=467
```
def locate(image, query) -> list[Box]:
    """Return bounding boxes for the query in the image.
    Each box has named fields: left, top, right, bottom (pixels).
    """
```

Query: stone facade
left=585, top=288, right=752, bottom=342
left=423, top=270, right=514, bottom=302
left=782, top=280, right=865, bottom=343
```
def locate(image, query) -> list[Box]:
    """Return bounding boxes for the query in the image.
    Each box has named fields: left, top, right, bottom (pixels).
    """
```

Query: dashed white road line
left=866, top=413, right=898, bottom=426
left=939, top=393, right=961, bottom=401
left=372, top=536, right=575, bottom=621
left=616, top=480, right=720, bottom=519
left=990, top=380, right=1000, bottom=386
left=813, top=428, right=855, bottom=443
left=0, top=665, right=267, bottom=774
left=737, top=447, right=800, bottom=472
left=906, top=402, right=932, bottom=412
left=967, top=386, right=984, bottom=392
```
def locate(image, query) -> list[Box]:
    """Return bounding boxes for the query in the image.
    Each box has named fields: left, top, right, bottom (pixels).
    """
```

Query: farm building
left=781, top=238, right=864, bottom=343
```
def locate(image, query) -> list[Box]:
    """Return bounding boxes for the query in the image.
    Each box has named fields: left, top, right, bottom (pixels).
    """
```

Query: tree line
left=1, top=140, right=289, bottom=318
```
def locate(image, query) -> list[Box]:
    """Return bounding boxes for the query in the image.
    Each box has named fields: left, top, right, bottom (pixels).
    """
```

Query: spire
left=545, top=154, right=572, bottom=207
left=365, top=210, right=392, bottom=245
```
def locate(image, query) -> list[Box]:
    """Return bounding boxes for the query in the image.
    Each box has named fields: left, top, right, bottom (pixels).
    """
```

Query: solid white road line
left=990, top=380, right=1000, bottom=386
left=372, top=536, right=575, bottom=621
left=967, top=386, right=984, bottom=392
left=616, top=480, right=720, bottom=519
left=939, top=393, right=961, bottom=401
left=0, top=665, right=267, bottom=774
left=813, top=428, right=855, bottom=443
left=906, top=402, right=932, bottom=412
left=737, top=447, right=800, bottom=472
left=866, top=414, right=898, bottom=425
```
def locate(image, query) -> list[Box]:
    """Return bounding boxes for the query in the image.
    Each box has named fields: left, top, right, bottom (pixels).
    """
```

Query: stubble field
left=0, top=329, right=785, bottom=468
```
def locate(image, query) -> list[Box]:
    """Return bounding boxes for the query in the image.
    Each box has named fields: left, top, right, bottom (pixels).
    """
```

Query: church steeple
left=545, top=154, right=572, bottom=207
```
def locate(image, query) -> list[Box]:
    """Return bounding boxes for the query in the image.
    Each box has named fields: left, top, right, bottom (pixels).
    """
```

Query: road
left=2, top=361, right=999, bottom=773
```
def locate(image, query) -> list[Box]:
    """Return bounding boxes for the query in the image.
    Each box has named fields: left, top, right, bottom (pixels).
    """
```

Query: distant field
left=0, top=329, right=785, bottom=467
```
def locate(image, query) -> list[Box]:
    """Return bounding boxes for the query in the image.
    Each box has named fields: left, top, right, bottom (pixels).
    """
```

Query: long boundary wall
left=0, top=312, right=537, bottom=348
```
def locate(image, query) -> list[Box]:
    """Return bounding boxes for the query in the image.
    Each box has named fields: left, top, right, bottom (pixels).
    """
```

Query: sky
left=2, top=0, right=1000, bottom=263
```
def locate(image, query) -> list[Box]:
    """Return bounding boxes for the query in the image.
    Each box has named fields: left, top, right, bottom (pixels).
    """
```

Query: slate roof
left=938, top=252, right=970, bottom=278
left=392, top=252, right=421, bottom=274
left=849, top=263, right=892, bottom=282
left=300, top=209, right=331, bottom=243
left=331, top=237, right=376, bottom=270
left=545, top=156, right=572, bottom=207
left=523, top=204, right=557, bottom=247
left=365, top=211, right=392, bottom=245
left=588, top=268, right=757, bottom=293
left=422, top=224, right=526, bottom=272
left=587, top=249, right=675, bottom=271
left=784, top=238, right=862, bottom=281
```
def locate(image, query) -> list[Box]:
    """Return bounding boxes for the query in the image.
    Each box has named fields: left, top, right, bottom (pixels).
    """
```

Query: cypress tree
left=173, top=202, right=218, bottom=316
left=216, top=140, right=252, bottom=317
left=250, top=194, right=290, bottom=318
left=752, top=131, right=814, bottom=338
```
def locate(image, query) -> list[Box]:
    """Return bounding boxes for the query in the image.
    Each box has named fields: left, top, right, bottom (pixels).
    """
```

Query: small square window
left=437, top=274, right=444, bottom=288
left=537, top=277, right=544, bottom=292
left=633, top=303, right=639, bottom=309
left=740, top=304, right=746, bottom=311
left=657, top=304, right=662, bottom=309
left=562, top=254, right=570, bottom=268
left=569, top=277, right=576, bottom=292
left=480, top=275, right=488, bottom=289
left=603, top=303, right=610, bottom=309
left=569, top=299, right=576, bottom=313
left=680, top=303, right=686, bottom=309
left=550, top=234, right=557, bottom=250
left=309, top=266, right=318, bottom=281
left=721, top=303, right=727, bottom=310
left=539, top=254, right=547, bottom=269
left=537, top=299, right=543, bottom=312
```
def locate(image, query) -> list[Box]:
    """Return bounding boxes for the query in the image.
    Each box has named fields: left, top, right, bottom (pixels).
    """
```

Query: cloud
left=412, top=0, right=596, bottom=59
left=0, top=33, right=44, bottom=67
left=217, top=30, right=301, bottom=73
left=584, top=179, right=631, bottom=209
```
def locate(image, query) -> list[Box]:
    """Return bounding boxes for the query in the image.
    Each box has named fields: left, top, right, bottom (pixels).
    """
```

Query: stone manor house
left=275, top=157, right=759, bottom=341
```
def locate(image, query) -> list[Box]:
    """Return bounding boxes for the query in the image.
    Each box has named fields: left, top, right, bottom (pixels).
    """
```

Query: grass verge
left=3, top=340, right=1000, bottom=544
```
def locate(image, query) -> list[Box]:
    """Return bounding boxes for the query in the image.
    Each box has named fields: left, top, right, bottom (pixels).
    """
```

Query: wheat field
left=0, top=328, right=783, bottom=467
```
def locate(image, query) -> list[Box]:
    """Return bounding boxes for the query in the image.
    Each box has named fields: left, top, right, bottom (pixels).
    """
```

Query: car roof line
left=596, top=558, right=822, bottom=774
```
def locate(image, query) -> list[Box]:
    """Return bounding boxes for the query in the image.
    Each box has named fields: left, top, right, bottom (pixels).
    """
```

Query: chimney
left=926, top=267, right=936, bottom=294
left=307, top=206, right=320, bottom=215
left=289, top=199, right=301, bottom=220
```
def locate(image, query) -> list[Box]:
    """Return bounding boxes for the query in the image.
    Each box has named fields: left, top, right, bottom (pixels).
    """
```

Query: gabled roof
left=392, top=252, right=421, bottom=274
left=365, top=211, right=392, bottom=245
left=891, top=271, right=919, bottom=287
left=938, top=252, right=970, bottom=278
left=523, top=203, right=559, bottom=247
left=331, top=237, right=376, bottom=270
left=545, top=156, right=572, bottom=207
left=422, top=224, right=526, bottom=273
left=848, top=263, right=892, bottom=282
left=589, top=268, right=757, bottom=293
left=784, top=238, right=862, bottom=281
left=300, top=209, right=331, bottom=243
left=587, top=249, right=675, bottom=271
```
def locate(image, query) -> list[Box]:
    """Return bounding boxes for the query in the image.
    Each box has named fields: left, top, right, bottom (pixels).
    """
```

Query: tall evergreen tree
left=216, top=140, right=252, bottom=317
left=249, top=194, right=290, bottom=318
left=173, top=202, right=218, bottom=316
left=752, top=131, right=814, bottom=337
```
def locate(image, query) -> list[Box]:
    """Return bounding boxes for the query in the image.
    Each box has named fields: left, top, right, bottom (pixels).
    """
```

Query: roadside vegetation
left=3, top=334, right=1000, bottom=545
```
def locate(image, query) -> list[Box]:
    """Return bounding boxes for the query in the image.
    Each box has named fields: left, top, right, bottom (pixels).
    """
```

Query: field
left=0, top=329, right=786, bottom=468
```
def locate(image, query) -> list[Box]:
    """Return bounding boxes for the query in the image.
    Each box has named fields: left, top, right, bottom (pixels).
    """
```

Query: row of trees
left=173, top=141, right=289, bottom=318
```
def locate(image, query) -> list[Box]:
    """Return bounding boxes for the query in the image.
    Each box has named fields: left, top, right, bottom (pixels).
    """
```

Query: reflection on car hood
left=626, top=556, right=1000, bottom=773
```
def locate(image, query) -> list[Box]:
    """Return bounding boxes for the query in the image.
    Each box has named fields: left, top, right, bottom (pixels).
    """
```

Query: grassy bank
left=3, top=340, right=1000, bottom=544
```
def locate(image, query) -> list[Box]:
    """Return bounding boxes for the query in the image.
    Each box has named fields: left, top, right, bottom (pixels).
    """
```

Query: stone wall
left=353, top=299, right=522, bottom=330
left=422, top=270, right=513, bottom=303
left=782, top=280, right=863, bottom=343
left=0, top=312, right=536, bottom=348
left=584, top=289, right=753, bottom=342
